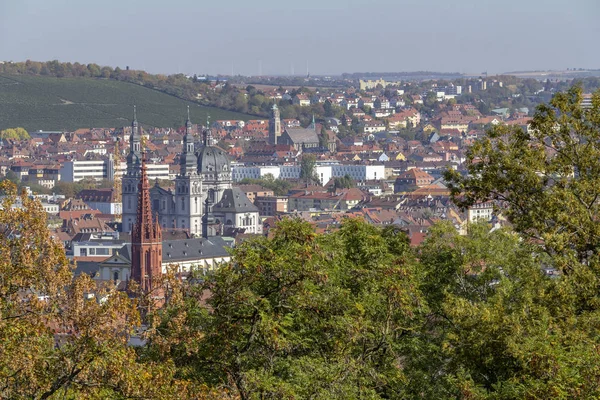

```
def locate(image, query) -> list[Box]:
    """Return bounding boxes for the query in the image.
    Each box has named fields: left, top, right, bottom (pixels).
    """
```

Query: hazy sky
left=1, top=0, right=598, bottom=76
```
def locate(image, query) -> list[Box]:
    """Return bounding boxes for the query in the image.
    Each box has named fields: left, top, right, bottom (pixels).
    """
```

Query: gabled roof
left=213, top=187, right=259, bottom=213
left=283, top=128, right=319, bottom=144
left=162, top=236, right=231, bottom=262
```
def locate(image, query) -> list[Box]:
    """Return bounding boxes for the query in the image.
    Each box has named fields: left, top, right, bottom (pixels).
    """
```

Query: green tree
left=409, top=220, right=600, bottom=398
left=146, top=218, right=425, bottom=399
left=330, top=174, right=354, bottom=192
left=239, top=175, right=292, bottom=196
left=300, top=154, right=319, bottom=185
left=1, top=127, right=30, bottom=140
left=318, top=126, right=329, bottom=148
left=433, top=86, right=600, bottom=397
left=446, top=86, right=600, bottom=267
left=2, top=170, right=20, bottom=185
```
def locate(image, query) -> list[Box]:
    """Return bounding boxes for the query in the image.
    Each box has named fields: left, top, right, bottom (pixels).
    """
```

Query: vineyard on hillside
left=0, top=75, right=253, bottom=131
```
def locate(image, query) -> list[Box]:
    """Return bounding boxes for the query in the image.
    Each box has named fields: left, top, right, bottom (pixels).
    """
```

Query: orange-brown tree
left=0, top=181, right=191, bottom=399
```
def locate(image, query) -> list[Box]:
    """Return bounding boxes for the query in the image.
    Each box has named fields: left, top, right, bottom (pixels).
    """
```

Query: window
left=113, top=270, right=119, bottom=282
left=181, top=197, right=185, bottom=211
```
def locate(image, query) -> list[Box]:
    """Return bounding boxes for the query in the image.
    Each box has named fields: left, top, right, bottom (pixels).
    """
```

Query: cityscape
left=1, top=1, right=600, bottom=399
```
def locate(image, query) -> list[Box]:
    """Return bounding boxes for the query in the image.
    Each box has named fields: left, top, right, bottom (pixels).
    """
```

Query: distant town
left=1, top=65, right=598, bottom=284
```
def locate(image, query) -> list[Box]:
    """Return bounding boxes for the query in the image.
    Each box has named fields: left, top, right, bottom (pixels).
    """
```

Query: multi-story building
left=231, top=163, right=385, bottom=186
left=288, top=188, right=367, bottom=211
left=77, top=188, right=122, bottom=215
left=468, top=201, right=494, bottom=223
left=255, top=196, right=288, bottom=215
left=60, top=157, right=115, bottom=182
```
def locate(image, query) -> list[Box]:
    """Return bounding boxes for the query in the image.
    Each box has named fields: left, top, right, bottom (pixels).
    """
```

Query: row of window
left=79, top=247, right=112, bottom=256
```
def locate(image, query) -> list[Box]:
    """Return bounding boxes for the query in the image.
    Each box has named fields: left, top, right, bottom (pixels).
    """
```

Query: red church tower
left=131, top=153, right=162, bottom=292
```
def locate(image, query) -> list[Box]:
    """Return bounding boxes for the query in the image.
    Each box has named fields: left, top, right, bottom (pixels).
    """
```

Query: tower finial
left=187, top=105, right=190, bottom=122
left=133, top=105, right=137, bottom=121
left=206, top=114, right=210, bottom=129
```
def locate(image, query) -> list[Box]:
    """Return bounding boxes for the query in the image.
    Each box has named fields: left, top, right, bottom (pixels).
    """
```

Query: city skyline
left=1, top=0, right=598, bottom=77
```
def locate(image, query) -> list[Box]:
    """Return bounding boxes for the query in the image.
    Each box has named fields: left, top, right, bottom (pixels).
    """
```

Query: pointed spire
left=131, top=105, right=139, bottom=133
left=131, top=150, right=162, bottom=292
left=185, top=105, right=193, bottom=133
left=181, top=107, right=196, bottom=175
left=128, top=105, right=142, bottom=164
left=135, top=152, right=161, bottom=243
left=310, top=114, right=316, bottom=130
left=203, top=115, right=213, bottom=146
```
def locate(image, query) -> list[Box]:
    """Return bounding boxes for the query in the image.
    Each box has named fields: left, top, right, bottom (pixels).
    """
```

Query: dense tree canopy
left=147, top=218, right=425, bottom=399
left=1, top=127, right=30, bottom=140
left=239, top=174, right=292, bottom=196
left=0, top=181, right=191, bottom=399
left=446, top=87, right=600, bottom=267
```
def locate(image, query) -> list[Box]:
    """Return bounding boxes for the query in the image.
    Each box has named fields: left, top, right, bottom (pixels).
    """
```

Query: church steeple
left=203, top=115, right=214, bottom=146
left=131, top=152, right=162, bottom=292
left=122, top=106, right=143, bottom=233
left=180, top=106, right=196, bottom=175
left=202, top=194, right=215, bottom=238
left=268, top=103, right=281, bottom=145
left=185, top=105, right=192, bottom=133
left=127, top=105, right=142, bottom=165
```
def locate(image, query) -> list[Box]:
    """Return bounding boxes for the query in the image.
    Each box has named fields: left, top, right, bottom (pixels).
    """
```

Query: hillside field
left=0, top=75, right=254, bottom=132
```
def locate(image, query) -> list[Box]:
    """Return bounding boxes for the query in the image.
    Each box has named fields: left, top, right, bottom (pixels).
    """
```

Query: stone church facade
left=121, top=111, right=262, bottom=237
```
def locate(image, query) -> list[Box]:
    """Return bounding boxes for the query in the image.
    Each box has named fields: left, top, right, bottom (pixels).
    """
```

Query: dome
left=196, top=144, right=230, bottom=175
left=126, top=151, right=141, bottom=165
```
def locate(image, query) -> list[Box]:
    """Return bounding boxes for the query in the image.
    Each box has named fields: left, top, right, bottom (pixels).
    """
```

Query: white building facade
left=231, top=163, right=385, bottom=186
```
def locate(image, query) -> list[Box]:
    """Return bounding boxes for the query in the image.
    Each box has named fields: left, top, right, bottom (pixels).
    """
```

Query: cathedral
left=121, top=109, right=262, bottom=237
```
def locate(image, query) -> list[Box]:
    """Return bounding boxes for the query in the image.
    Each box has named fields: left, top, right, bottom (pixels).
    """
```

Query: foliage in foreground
left=0, top=181, right=194, bottom=399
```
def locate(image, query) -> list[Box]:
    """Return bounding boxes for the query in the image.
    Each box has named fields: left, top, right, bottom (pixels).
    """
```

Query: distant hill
left=0, top=74, right=254, bottom=132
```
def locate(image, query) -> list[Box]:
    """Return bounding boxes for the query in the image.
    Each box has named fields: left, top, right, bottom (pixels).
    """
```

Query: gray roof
left=150, top=184, right=172, bottom=196
left=196, top=144, right=230, bottom=174
left=73, top=261, right=100, bottom=278
left=214, top=188, right=259, bottom=213
left=283, top=127, right=319, bottom=144
left=117, top=244, right=132, bottom=261
left=163, top=236, right=231, bottom=262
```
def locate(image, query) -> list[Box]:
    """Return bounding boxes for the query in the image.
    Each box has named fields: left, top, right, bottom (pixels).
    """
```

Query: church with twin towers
left=121, top=108, right=262, bottom=237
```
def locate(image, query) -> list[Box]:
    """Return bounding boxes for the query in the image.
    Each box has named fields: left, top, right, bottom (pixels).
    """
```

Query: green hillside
left=0, top=74, right=254, bottom=132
